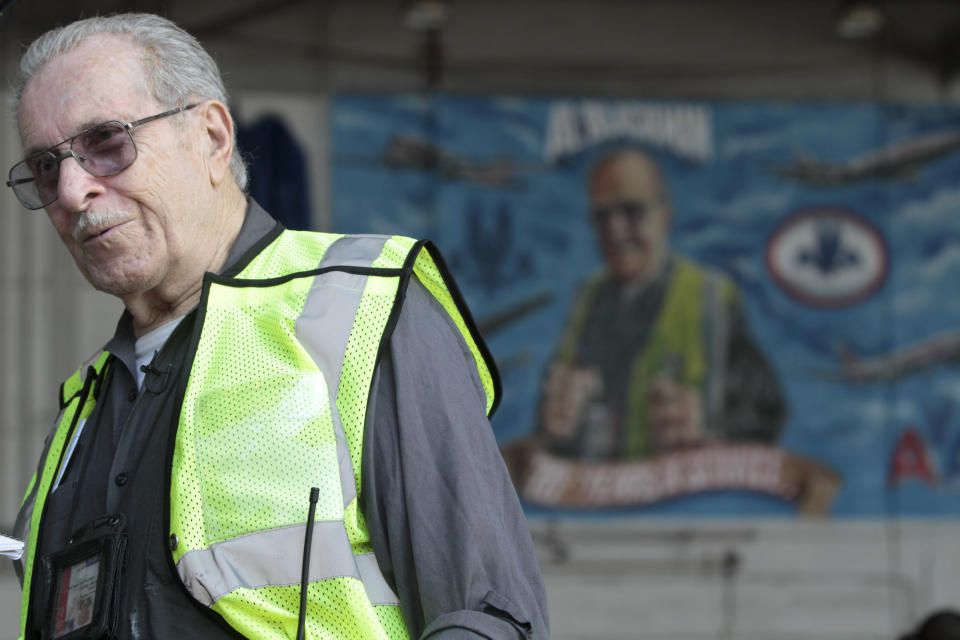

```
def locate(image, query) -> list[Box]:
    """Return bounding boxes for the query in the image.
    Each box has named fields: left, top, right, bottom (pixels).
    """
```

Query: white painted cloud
left=894, top=185, right=960, bottom=231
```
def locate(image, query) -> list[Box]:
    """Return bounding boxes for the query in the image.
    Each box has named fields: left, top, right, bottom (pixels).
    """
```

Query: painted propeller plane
left=775, top=129, right=960, bottom=187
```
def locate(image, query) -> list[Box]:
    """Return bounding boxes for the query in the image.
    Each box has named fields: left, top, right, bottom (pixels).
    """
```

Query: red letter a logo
left=888, top=428, right=937, bottom=486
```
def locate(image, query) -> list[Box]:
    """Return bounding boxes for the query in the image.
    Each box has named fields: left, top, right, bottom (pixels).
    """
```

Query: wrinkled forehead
left=17, top=34, right=151, bottom=150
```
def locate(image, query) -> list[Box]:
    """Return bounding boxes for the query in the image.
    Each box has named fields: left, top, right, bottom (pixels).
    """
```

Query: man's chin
left=81, top=267, right=154, bottom=298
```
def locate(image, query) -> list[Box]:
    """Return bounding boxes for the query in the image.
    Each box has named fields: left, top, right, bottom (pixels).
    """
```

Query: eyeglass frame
left=590, top=198, right=665, bottom=226
left=6, top=103, right=200, bottom=210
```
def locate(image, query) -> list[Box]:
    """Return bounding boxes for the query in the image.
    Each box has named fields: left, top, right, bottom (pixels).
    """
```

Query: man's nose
left=57, top=152, right=105, bottom=210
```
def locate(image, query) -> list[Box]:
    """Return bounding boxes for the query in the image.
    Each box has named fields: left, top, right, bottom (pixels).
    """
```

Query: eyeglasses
left=6, top=104, right=199, bottom=210
left=591, top=200, right=657, bottom=225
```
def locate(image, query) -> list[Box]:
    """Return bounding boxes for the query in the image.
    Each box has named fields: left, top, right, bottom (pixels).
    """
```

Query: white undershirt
left=134, top=316, right=185, bottom=388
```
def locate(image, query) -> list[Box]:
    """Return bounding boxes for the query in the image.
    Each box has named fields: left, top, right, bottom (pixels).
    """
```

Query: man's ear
left=199, top=100, right=234, bottom=186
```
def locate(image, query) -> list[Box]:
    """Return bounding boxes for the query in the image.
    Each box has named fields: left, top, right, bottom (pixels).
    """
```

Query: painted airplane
left=775, top=129, right=960, bottom=187
left=828, top=329, right=960, bottom=383
left=380, top=134, right=524, bottom=186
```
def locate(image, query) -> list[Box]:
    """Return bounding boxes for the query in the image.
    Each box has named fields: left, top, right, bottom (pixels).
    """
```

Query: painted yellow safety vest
left=17, top=231, right=499, bottom=639
left=556, top=256, right=734, bottom=457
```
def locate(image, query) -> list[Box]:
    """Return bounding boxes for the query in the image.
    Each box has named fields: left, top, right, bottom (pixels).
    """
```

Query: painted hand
left=647, top=380, right=705, bottom=451
left=540, top=364, right=602, bottom=439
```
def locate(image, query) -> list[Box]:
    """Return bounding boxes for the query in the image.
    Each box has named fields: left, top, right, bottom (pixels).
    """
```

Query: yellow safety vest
left=18, top=230, right=499, bottom=640
left=556, top=257, right=734, bottom=457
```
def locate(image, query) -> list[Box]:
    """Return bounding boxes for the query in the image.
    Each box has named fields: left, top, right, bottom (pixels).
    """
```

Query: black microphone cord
left=296, top=487, right=320, bottom=640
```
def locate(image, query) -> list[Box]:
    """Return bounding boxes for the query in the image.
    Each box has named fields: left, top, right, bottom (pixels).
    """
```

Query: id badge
left=42, top=515, right=127, bottom=640
left=52, top=551, right=101, bottom=637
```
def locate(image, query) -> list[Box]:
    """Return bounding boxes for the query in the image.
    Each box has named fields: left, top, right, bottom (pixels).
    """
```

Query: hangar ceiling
left=2, top=0, right=960, bottom=100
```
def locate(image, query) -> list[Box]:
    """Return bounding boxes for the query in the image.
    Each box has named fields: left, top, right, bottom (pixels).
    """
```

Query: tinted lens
left=29, top=152, right=62, bottom=207
left=8, top=153, right=58, bottom=210
left=74, top=122, right=136, bottom=177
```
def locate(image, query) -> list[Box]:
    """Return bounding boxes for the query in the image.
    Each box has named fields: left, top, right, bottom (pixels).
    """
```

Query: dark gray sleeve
left=362, top=278, right=550, bottom=640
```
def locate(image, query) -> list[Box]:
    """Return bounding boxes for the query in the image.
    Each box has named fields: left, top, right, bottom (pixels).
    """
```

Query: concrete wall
left=533, top=518, right=960, bottom=640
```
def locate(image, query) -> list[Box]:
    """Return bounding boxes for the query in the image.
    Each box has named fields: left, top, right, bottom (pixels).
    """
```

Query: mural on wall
left=331, top=95, right=960, bottom=518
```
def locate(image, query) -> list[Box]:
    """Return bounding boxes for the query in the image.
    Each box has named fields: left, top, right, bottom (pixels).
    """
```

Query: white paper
left=0, top=533, right=23, bottom=561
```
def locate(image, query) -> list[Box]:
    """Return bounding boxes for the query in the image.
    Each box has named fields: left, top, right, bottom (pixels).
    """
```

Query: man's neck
left=613, top=257, right=672, bottom=300
left=125, top=187, right=247, bottom=338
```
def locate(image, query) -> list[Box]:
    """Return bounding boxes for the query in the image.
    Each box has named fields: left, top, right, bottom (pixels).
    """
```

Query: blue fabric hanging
left=237, top=114, right=312, bottom=230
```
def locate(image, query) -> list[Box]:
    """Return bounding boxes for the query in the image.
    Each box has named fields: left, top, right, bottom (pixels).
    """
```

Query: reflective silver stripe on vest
left=176, top=520, right=400, bottom=607
left=296, top=235, right=391, bottom=510
left=355, top=552, right=401, bottom=606
left=318, top=235, right=390, bottom=269
left=703, top=270, right=729, bottom=430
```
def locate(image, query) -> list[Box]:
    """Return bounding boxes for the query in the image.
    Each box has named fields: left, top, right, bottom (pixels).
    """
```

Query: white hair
left=12, top=12, right=248, bottom=190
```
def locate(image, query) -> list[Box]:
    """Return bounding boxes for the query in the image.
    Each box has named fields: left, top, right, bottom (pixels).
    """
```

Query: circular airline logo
left=766, top=207, right=888, bottom=308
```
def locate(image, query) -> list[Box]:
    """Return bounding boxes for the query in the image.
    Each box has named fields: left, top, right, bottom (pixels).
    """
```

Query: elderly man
left=8, top=13, right=547, bottom=640
left=537, top=147, right=785, bottom=460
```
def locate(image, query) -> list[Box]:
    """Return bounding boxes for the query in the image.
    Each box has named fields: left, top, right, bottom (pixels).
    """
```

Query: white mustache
left=73, top=210, right=128, bottom=242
